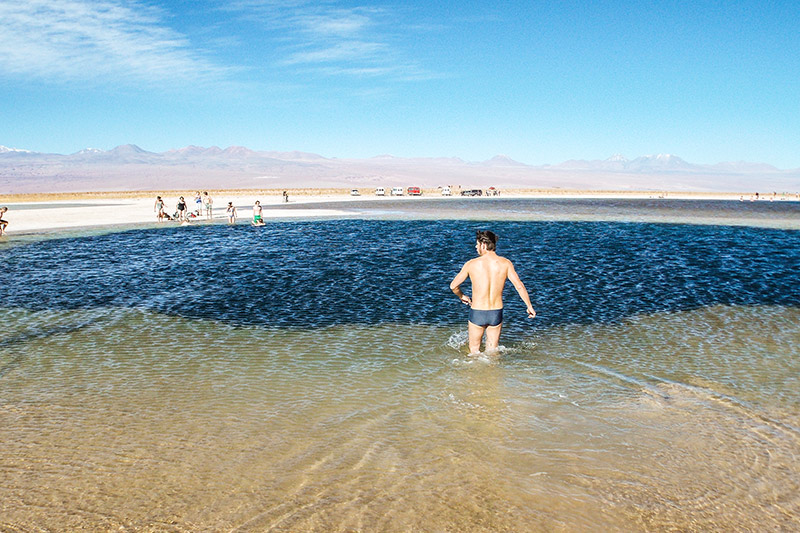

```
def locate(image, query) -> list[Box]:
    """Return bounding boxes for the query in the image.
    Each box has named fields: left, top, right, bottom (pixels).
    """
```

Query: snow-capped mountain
left=0, top=145, right=33, bottom=154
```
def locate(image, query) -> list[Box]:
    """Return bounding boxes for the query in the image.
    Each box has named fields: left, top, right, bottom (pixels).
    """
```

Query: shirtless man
left=450, top=230, right=536, bottom=354
left=252, top=200, right=264, bottom=225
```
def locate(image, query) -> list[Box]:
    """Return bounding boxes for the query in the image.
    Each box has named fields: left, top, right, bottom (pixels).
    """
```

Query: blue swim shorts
left=469, top=308, right=503, bottom=327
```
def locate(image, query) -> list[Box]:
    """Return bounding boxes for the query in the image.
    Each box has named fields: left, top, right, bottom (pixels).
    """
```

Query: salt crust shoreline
left=0, top=189, right=794, bottom=235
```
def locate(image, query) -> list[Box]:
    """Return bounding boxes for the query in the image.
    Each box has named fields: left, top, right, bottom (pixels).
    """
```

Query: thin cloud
left=226, top=0, right=429, bottom=80
left=0, top=0, right=229, bottom=85
left=281, top=41, right=388, bottom=66
left=300, top=11, right=373, bottom=38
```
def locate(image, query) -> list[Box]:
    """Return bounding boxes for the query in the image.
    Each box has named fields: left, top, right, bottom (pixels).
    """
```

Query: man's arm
left=507, top=262, right=536, bottom=318
left=449, top=263, right=472, bottom=306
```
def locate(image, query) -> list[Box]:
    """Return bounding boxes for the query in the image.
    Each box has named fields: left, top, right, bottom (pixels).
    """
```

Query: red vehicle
left=407, top=186, right=422, bottom=196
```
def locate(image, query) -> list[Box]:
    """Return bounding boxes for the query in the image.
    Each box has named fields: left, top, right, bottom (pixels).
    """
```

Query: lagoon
left=1, top=200, right=799, bottom=530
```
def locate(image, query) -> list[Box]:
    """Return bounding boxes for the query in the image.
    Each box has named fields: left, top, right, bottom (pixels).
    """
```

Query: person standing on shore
left=154, top=196, right=166, bottom=221
left=0, top=206, right=8, bottom=235
left=176, top=196, right=187, bottom=221
left=226, top=202, right=237, bottom=224
left=204, top=192, right=213, bottom=219
left=450, top=230, right=536, bottom=354
left=194, top=191, right=202, bottom=216
left=252, top=200, right=264, bottom=225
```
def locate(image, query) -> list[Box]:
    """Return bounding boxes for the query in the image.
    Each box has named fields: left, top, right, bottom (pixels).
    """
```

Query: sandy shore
left=0, top=188, right=789, bottom=235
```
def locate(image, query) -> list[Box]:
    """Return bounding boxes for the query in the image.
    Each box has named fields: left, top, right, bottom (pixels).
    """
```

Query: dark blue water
left=2, top=220, right=799, bottom=334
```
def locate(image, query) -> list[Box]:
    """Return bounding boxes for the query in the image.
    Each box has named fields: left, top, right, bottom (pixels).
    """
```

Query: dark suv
left=460, top=189, right=483, bottom=197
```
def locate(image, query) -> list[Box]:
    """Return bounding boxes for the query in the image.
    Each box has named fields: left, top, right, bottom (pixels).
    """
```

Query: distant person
left=252, top=200, right=264, bottom=225
left=283, top=190, right=289, bottom=203
left=154, top=196, right=166, bottom=221
left=0, top=206, right=8, bottom=235
left=226, top=202, right=237, bottom=224
left=176, top=196, right=187, bottom=221
left=204, top=192, right=213, bottom=219
left=450, top=230, right=536, bottom=354
left=194, top=191, right=202, bottom=216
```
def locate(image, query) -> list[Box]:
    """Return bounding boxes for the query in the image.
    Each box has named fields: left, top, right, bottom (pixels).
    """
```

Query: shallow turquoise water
left=1, top=200, right=799, bottom=531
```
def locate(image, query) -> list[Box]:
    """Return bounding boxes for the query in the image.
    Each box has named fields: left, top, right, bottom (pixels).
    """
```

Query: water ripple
left=0, top=220, right=798, bottom=333
left=1, top=214, right=799, bottom=531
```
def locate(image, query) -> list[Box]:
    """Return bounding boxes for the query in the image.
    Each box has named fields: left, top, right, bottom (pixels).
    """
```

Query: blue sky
left=1, top=0, right=799, bottom=167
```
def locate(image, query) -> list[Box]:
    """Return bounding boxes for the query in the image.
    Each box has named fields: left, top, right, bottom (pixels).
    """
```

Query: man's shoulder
left=463, top=257, right=480, bottom=268
left=494, top=255, right=516, bottom=272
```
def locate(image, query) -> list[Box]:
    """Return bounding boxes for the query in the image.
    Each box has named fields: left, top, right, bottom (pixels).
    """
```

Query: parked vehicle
left=460, top=189, right=483, bottom=197
left=407, top=186, right=422, bottom=196
left=391, top=187, right=404, bottom=196
left=441, top=187, right=451, bottom=196
left=350, top=189, right=360, bottom=196
left=375, top=187, right=385, bottom=196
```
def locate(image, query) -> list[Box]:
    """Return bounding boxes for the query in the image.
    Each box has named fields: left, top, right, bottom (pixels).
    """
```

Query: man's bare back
left=450, top=230, right=535, bottom=354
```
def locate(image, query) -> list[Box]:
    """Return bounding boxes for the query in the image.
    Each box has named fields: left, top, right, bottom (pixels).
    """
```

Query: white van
left=375, top=187, right=385, bottom=196
left=391, top=187, right=404, bottom=196
left=441, top=186, right=452, bottom=196
left=350, top=189, right=360, bottom=196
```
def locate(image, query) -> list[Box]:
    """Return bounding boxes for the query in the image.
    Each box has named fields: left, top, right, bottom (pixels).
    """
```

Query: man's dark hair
left=476, top=230, right=497, bottom=251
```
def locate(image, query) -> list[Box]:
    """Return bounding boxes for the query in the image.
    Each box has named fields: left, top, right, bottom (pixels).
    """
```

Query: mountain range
left=1, top=144, right=798, bottom=194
